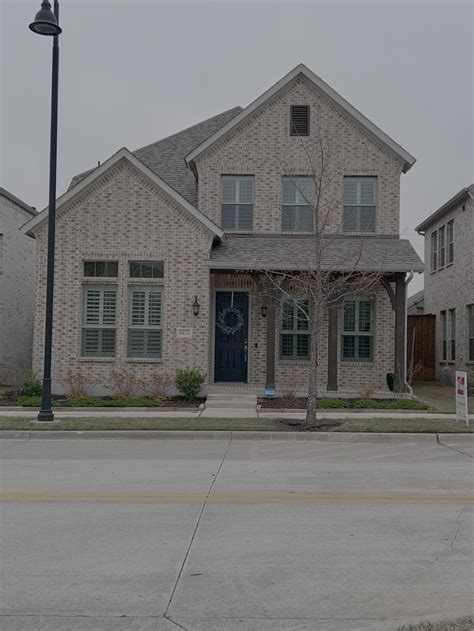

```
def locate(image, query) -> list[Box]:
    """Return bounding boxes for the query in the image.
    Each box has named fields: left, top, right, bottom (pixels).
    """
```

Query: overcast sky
left=1, top=0, right=473, bottom=293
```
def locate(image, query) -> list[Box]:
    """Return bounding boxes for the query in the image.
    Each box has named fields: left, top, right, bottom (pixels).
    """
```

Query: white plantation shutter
left=128, top=287, right=163, bottom=357
left=82, top=286, right=117, bottom=356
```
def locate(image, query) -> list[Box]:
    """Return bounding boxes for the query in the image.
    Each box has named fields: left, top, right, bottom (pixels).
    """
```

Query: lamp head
left=29, top=1, right=61, bottom=36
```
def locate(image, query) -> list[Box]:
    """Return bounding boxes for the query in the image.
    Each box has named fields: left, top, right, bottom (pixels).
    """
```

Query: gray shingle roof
left=209, top=235, right=424, bottom=273
left=416, top=184, right=474, bottom=233
left=67, top=107, right=243, bottom=204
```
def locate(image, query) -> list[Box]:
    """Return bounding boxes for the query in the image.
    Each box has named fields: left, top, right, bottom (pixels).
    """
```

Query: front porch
left=208, top=270, right=409, bottom=398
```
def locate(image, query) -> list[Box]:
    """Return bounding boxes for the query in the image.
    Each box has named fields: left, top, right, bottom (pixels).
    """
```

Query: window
left=282, top=176, right=314, bottom=232
left=129, top=261, right=164, bottom=278
left=430, top=230, right=438, bottom=272
left=290, top=105, right=310, bottom=136
left=438, top=226, right=445, bottom=268
left=221, top=176, right=254, bottom=231
left=440, top=310, right=447, bottom=361
left=84, top=261, right=118, bottom=277
left=447, top=220, right=454, bottom=264
left=342, top=297, right=374, bottom=361
left=448, top=308, right=456, bottom=361
left=81, top=286, right=117, bottom=356
left=468, top=305, right=474, bottom=361
left=280, top=297, right=310, bottom=359
left=128, top=287, right=163, bottom=358
left=343, top=177, right=376, bottom=232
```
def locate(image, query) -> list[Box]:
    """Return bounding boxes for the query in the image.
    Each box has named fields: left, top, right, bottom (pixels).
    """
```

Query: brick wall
left=195, top=75, right=404, bottom=236
left=0, top=196, right=36, bottom=384
left=32, top=159, right=214, bottom=395
left=423, top=194, right=474, bottom=381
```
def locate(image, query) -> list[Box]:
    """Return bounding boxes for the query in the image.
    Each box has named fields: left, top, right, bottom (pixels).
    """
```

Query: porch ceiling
left=208, top=235, right=424, bottom=273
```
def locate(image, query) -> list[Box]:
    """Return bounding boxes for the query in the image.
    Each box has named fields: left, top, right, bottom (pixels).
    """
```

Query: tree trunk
left=305, top=302, right=320, bottom=425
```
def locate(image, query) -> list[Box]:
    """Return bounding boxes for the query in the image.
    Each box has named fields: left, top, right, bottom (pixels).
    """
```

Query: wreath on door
left=217, top=307, right=244, bottom=336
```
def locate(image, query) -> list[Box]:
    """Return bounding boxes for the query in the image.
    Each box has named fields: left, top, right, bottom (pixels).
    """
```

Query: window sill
left=79, top=357, right=116, bottom=363
left=128, top=278, right=164, bottom=284
left=342, top=231, right=377, bottom=237
left=279, top=359, right=310, bottom=365
left=82, top=278, right=118, bottom=284
left=281, top=231, right=313, bottom=235
left=125, top=358, right=163, bottom=364
left=340, top=361, right=374, bottom=367
left=440, top=360, right=456, bottom=365
left=465, top=361, right=474, bottom=365
left=224, top=230, right=253, bottom=235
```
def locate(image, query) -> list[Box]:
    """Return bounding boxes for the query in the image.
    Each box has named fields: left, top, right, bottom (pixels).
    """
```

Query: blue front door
left=214, top=291, right=249, bottom=382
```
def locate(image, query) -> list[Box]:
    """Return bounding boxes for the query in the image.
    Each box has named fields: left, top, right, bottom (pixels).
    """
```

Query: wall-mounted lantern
left=261, top=305, right=267, bottom=318
left=192, top=296, right=201, bottom=316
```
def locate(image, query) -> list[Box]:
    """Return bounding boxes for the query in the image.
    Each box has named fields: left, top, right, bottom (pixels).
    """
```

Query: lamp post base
left=37, top=409, right=55, bottom=422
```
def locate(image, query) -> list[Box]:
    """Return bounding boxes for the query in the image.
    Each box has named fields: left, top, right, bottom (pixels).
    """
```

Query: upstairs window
left=129, top=261, right=164, bottom=279
left=221, top=176, right=254, bottom=231
left=84, top=261, right=118, bottom=277
left=282, top=176, right=314, bottom=232
left=81, top=286, right=117, bottom=357
left=430, top=231, right=438, bottom=272
left=447, top=220, right=454, bottom=264
left=438, top=226, right=446, bottom=268
left=342, top=296, right=374, bottom=361
left=280, top=296, right=310, bottom=359
left=290, top=105, right=310, bottom=136
left=343, top=177, right=376, bottom=232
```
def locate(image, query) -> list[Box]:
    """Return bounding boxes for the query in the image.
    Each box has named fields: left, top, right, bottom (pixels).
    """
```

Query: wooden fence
left=407, top=314, right=436, bottom=381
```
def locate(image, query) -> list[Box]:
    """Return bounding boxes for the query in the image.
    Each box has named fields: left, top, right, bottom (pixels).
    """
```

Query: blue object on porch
left=264, top=386, right=275, bottom=399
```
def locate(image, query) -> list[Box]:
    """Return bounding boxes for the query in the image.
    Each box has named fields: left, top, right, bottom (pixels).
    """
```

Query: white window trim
left=341, top=296, right=374, bottom=362
left=127, top=285, right=164, bottom=358
left=343, top=176, right=377, bottom=234
left=81, top=285, right=117, bottom=357
left=281, top=176, right=314, bottom=233
left=280, top=295, right=310, bottom=360
left=221, top=175, right=254, bottom=232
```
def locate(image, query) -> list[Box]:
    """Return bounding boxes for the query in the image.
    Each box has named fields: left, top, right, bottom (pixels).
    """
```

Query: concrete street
left=0, top=435, right=473, bottom=630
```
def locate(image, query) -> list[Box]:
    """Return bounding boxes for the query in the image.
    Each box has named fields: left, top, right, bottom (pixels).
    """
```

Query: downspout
left=405, top=270, right=415, bottom=396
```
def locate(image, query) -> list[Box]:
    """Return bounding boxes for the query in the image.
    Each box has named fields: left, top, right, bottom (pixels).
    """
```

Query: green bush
left=17, top=395, right=57, bottom=407
left=68, top=396, right=163, bottom=407
left=22, top=373, right=42, bottom=397
left=316, top=398, right=349, bottom=409
left=175, top=368, right=205, bottom=401
left=353, top=399, right=428, bottom=410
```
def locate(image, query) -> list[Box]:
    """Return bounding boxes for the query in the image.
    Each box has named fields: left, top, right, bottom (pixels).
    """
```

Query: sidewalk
left=0, top=406, right=472, bottom=422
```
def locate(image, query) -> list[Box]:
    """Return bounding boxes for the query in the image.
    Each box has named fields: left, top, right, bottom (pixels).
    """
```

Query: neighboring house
left=416, top=185, right=474, bottom=382
left=407, top=289, right=425, bottom=315
left=22, top=64, right=423, bottom=397
left=0, top=188, right=37, bottom=384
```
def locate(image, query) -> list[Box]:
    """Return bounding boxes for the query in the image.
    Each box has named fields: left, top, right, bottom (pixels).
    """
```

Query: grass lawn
left=396, top=616, right=474, bottom=630
left=0, top=416, right=472, bottom=432
left=413, top=382, right=473, bottom=414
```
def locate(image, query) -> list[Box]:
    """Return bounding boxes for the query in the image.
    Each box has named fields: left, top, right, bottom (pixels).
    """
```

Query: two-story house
left=416, top=185, right=474, bottom=383
left=0, top=188, right=37, bottom=384
left=22, top=64, right=423, bottom=397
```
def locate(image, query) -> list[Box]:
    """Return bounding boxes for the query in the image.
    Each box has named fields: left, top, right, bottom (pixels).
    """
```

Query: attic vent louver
left=290, top=105, right=310, bottom=136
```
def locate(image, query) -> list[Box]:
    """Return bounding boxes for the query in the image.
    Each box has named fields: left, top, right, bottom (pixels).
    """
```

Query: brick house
left=416, top=185, right=474, bottom=383
left=22, top=64, right=423, bottom=397
left=0, top=188, right=37, bottom=384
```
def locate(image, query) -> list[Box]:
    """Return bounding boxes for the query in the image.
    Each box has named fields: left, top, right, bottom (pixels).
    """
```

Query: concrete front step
left=207, top=394, right=257, bottom=402
left=205, top=400, right=257, bottom=410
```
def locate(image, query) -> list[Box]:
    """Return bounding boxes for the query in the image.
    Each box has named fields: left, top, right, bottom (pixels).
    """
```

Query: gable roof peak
left=185, top=63, right=416, bottom=173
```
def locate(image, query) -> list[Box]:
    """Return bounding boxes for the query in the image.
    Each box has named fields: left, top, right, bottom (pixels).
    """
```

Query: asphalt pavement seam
left=163, top=433, right=233, bottom=622
left=437, top=439, right=474, bottom=458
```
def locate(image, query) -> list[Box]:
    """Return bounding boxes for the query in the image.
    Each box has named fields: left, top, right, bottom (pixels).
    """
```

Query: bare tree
left=255, top=122, right=387, bottom=426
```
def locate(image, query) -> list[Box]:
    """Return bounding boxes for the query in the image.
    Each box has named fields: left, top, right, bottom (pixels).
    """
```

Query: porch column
left=327, top=304, right=338, bottom=391
left=265, top=293, right=276, bottom=390
left=394, top=273, right=407, bottom=392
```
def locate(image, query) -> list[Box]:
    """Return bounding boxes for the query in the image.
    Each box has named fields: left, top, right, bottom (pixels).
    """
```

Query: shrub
left=316, top=398, right=349, bottom=409
left=146, top=371, right=172, bottom=402
left=2, top=362, right=31, bottom=397
left=68, top=395, right=163, bottom=408
left=17, top=395, right=57, bottom=407
left=358, top=386, right=375, bottom=400
left=386, top=372, right=394, bottom=392
left=110, top=370, right=145, bottom=399
left=353, top=399, right=381, bottom=409
left=22, top=373, right=42, bottom=397
left=175, top=368, right=205, bottom=401
left=64, top=372, right=89, bottom=399
left=385, top=399, right=428, bottom=410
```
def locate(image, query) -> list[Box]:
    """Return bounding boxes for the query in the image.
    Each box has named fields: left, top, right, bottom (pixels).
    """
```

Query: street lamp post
left=29, top=1, right=62, bottom=421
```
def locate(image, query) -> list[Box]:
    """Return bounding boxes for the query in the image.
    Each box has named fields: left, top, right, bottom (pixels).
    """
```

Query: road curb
left=2, top=430, right=472, bottom=442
